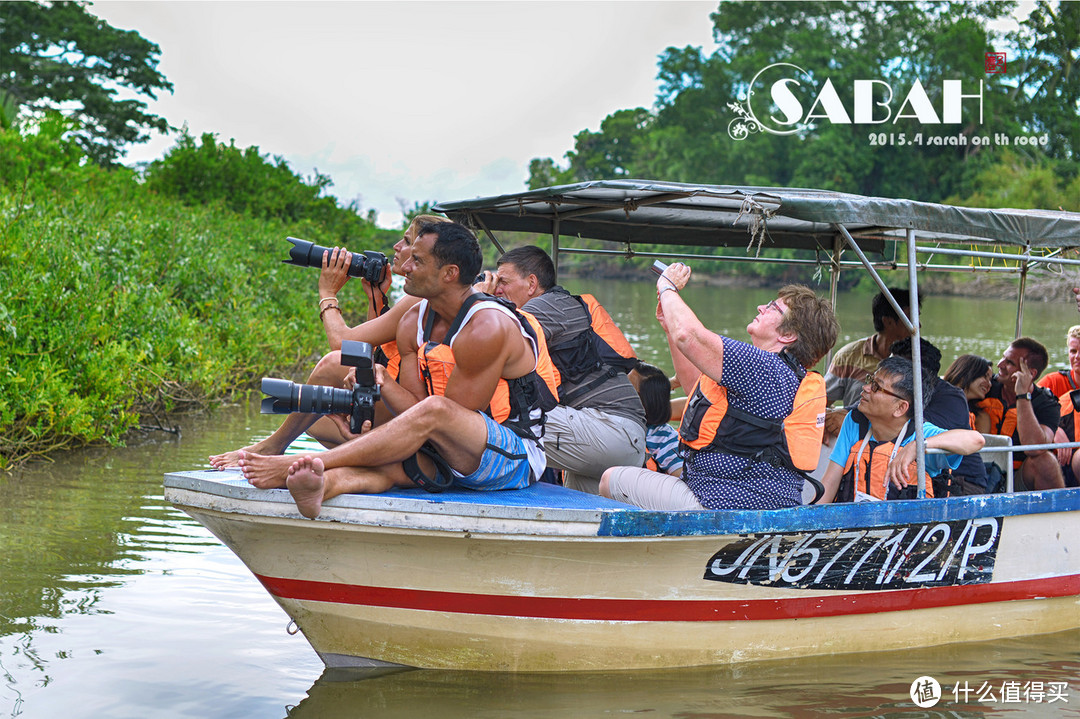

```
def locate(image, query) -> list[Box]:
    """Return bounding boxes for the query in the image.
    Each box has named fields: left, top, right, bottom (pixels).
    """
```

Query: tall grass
left=0, top=120, right=396, bottom=468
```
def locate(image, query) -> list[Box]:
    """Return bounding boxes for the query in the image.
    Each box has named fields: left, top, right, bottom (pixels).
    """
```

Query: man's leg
left=286, top=455, right=411, bottom=518
left=600, top=466, right=705, bottom=510
left=543, top=406, right=645, bottom=495
left=1020, top=452, right=1066, bottom=490
left=240, top=395, right=491, bottom=487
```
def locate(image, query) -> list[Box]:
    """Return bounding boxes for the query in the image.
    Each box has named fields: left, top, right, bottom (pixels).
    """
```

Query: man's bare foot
left=287, top=455, right=326, bottom=519
left=209, top=436, right=285, bottom=470
left=209, top=447, right=251, bottom=470
left=236, top=450, right=295, bottom=489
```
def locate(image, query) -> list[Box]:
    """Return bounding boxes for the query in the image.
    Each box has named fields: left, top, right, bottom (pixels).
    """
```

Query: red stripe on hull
left=255, top=573, right=1080, bottom=621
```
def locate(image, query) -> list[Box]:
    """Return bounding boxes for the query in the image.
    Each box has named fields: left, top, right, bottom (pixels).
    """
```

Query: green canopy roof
left=434, top=180, right=1080, bottom=252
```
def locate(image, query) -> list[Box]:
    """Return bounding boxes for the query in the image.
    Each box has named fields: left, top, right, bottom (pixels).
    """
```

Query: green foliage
left=0, top=127, right=391, bottom=469
left=0, top=0, right=173, bottom=164
left=143, top=129, right=383, bottom=245
left=947, top=149, right=1080, bottom=210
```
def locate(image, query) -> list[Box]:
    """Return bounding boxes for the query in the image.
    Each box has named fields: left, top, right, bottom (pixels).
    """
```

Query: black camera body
left=261, top=340, right=381, bottom=434
left=283, top=236, right=389, bottom=285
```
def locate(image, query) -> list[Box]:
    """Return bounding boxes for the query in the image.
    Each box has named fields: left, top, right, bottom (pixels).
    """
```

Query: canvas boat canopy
left=434, top=179, right=1080, bottom=253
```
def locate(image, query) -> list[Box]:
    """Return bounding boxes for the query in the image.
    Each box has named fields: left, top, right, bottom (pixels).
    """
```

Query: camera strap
left=402, top=442, right=455, bottom=493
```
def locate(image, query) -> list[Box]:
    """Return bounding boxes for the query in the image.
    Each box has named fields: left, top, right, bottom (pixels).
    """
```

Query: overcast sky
left=90, top=1, right=718, bottom=228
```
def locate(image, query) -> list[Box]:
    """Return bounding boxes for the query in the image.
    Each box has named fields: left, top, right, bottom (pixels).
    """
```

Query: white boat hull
left=165, top=471, right=1080, bottom=671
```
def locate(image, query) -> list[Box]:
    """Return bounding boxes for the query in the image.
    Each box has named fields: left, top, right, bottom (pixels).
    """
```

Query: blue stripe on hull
left=598, top=488, right=1080, bottom=537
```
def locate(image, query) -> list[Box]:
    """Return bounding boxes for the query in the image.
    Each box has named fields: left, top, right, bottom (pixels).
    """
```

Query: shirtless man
left=208, top=214, right=448, bottom=469
left=236, top=221, right=559, bottom=518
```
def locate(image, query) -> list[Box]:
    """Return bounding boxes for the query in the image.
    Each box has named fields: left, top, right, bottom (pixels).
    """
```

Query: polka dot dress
left=682, top=337, right=805, bottom=509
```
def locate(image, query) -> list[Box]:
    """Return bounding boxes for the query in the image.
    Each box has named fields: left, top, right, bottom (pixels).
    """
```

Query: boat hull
left=165, top=471, right=1080, bottom=671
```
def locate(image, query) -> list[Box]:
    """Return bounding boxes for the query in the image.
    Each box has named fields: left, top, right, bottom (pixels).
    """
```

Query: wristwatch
left=1016, top=392, right=1032, bottom=401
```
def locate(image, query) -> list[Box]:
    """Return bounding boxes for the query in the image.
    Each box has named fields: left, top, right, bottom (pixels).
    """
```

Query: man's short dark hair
left=872, top=287, right=922, bottom=332
left=497, top=245, right=555, bottom=290
left=889, top=336, right=942, bottom=377
left=1011, top=337, right=1049, bottom=377
left=638, top=369, right=673, bottom=427
left=877, top=355, right=934, bottom=416
left=419, top=221, right=482, bottom=286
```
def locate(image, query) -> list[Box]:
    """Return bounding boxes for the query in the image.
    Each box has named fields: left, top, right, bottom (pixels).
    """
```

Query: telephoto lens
left=260, top=378, right=353, bottom=415
left=282, top=237, right=388, bottom=284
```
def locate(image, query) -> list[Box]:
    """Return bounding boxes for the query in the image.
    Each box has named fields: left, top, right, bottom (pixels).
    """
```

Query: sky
left=90, top=1, right=719, bottom=228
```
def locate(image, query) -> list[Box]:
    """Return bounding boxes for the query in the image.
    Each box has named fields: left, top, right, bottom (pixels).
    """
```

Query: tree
left=0, top=0, right=173, bottom=164
left=1004, top=1, right=1080, bottom=162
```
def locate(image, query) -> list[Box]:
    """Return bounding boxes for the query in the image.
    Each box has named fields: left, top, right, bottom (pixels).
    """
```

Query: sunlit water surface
left=2, top=283, right=1078, bottom=718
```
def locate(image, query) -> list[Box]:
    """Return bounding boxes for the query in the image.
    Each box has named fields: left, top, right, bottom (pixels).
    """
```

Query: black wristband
left=1016, top=392, right=1032, bottom=401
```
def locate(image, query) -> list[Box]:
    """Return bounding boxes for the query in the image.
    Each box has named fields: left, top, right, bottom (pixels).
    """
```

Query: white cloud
left=90, top=0, right=717, bottom=227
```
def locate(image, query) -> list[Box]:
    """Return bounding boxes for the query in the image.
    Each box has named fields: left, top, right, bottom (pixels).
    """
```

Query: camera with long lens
left=283, top=236, right=389, bottom=285
left=261, top=340, right=380, bottom=434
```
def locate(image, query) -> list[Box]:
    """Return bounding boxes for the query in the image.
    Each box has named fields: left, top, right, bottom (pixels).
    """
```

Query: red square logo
left=985, top=52, right=1006, bottom=73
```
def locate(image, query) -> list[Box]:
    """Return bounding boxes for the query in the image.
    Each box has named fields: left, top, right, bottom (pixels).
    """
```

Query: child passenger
left=633, top=363, right=684, bottom=477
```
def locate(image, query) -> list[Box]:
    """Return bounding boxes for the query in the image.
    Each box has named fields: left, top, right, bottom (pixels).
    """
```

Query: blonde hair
left=1067, top=325, right=1080, bottom=342
left=408, top=214, right=450, bottom=233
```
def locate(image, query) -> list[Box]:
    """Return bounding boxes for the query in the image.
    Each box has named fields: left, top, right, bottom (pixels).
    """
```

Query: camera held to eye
left=260, top=341, right=380, bottom=434
left=283, top=236, right=388, bottom=285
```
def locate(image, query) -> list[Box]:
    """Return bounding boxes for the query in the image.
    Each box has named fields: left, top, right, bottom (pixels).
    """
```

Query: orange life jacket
left=978, top=395, right=1017, bottom=440
left=1059, top=392, right=1079, bottom=442
left=836, top=413, right=935, bottom=501
left=543, top=288, right=638, bottom=406
left=677, top=350, right=826, bottom=473
left=415, top=294, right=558, bottom=441
left=376, top=340, right=401, bottom=380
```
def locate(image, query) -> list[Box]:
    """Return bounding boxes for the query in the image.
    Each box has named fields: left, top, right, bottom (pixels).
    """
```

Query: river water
left=2, top=281, right=1079, bottom=718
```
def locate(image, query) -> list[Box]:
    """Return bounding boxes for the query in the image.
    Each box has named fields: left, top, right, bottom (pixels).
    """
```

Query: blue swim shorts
left=453, top=412, right=534, bottom=490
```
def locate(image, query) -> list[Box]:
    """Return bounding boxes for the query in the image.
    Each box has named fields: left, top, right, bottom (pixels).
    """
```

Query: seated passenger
left=633, top=362, right=683, bottom=477
left=891, top=338, right=989, bottom=495
left=600, top=266, right=840, bottom=511
left=980, top=338, right=1063, bottom=490
left=1036, top=325, right=1080, bottom=398
left=488, top=245, right=646, bottom=494
left=1039, top=326, right=1080, bottom=489
left=820, top=357, right=985, bottom=502
left=209, top=215, right=449, bottom=471
left=236, top=222, right=561, bottom=517
left=943, top=354, right=993, bottom=433
left=1052, top=393, right=1080, bottom=488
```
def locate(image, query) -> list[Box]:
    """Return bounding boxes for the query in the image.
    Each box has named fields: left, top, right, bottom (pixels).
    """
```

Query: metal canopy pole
left=906, top=229, right=927, bottom=497
left=833, top=224, right=913, bottom=334
left=826, top=234, right=842, bottom=369
left=1016, top=252, right=1030, bottom=338
left=470, top=213, right=506, bottom=255
left=552, top=217, right=561, bottom=281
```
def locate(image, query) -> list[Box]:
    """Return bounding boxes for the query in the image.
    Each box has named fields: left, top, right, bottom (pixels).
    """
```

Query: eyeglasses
left=866, top=372, right=909, bottom=402
left=764, top=299, right=784, bottom=316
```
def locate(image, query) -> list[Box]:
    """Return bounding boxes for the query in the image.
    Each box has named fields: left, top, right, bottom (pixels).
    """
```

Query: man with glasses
left=890, top=337, right=990, bottom=495
left=600, top=264, right=840, bottom=510
left=819, top=356, right=985, bottom=502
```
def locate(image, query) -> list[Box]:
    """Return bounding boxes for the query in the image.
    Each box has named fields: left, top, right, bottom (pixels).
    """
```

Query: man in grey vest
left=484, top=245, right=646, bottom=493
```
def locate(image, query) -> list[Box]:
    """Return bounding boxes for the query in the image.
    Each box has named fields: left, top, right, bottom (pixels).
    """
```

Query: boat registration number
left=703, top=517, right=1000, bottom=590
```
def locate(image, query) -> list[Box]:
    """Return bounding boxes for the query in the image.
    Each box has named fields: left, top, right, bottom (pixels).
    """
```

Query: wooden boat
left=165, top=181, right=1080, bottom=671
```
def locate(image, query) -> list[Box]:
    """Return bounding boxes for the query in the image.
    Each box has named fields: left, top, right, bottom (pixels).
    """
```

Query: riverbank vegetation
left=0, top=121, right=397, bottom=469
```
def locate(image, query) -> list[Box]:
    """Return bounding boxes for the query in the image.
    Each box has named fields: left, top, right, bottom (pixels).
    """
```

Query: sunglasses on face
left=866, top=373, right=908, bottom=402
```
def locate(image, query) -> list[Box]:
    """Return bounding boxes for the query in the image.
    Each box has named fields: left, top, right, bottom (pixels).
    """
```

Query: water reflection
left=288, top=632, right=1080, bottom=719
